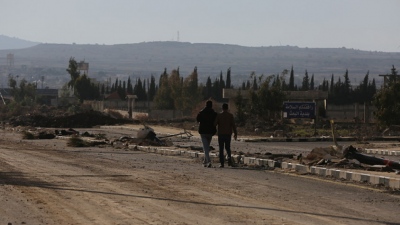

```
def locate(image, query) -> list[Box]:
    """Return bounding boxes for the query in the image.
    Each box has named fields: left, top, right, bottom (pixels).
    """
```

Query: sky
left=1, top=0, right=400, bottom=52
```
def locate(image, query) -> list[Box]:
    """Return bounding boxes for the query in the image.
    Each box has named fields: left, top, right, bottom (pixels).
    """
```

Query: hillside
left=0, top=35, right=40, bottom=50
left=1, top=41, right=399, bottom=88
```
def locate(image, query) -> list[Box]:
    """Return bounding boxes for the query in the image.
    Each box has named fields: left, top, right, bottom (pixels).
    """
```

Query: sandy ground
left=1, top=126, right=400, bottom=225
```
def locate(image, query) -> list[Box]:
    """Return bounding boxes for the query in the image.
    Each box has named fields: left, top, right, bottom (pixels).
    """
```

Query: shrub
left=67, top=136, right=89, bottom=147
left=22, top=131, right=35, bottom=139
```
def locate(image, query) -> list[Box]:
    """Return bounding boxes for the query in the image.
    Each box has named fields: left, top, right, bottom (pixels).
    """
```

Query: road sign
left=283, top=102, right=316, bottom=119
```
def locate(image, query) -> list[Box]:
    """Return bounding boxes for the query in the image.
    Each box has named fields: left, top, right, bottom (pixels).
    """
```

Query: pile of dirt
left=8, top=110, right=134, bottom=128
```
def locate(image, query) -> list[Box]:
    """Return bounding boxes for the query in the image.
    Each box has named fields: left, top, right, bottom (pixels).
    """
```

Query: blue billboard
left=283, top=102, right=316, bottom=119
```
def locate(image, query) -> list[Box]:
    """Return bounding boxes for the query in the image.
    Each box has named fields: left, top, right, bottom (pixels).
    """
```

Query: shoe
left=204, top=163, right=212, bottom=168
left=219, top=165, right=224, bottom=168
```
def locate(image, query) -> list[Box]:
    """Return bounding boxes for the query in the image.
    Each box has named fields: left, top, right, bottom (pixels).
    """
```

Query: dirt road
left=1, top=127, right=399, bottom=225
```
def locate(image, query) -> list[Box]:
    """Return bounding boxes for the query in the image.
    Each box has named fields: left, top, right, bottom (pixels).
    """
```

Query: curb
left=241, top=137, right=400, bottom=142
left=365, top=148, right=400, bottom=156
left=99, top=125, right=400, bottom=143
left=130, top=144, right=400, bottom=190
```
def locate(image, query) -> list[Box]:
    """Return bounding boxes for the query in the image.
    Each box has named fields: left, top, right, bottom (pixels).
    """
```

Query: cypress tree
left=310, top=74, right=315, bottom=90
left=301, top=70, right=309, bottom=91
left=148, top=75, right=156, bottom=101
left=226, top=67, right=231, bottom=88
left=289, top=65, right=295, bottom=91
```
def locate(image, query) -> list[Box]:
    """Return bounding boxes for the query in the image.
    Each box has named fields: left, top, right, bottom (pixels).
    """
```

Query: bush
left=22, top=131, right=35, bottom=139
left=67, top=136, right=89, bottom=147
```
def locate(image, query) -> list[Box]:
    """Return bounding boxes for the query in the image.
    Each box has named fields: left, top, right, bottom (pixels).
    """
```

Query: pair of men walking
left=196, top=100, right=237, bottom=168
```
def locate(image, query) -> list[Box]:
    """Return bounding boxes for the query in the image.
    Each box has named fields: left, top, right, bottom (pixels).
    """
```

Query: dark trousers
left=218, top=134, right=232, bottom=165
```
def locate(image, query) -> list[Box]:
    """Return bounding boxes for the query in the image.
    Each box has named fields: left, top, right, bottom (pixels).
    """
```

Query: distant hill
left=0, top=35, right=40, bottom=50
left=1, top=40, right=399, bottom=88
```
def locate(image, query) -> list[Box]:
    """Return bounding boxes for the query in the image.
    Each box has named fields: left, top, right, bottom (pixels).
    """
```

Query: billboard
left=283, top=102, right=316, bottom=119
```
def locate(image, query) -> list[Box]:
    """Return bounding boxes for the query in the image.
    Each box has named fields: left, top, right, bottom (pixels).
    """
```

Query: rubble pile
left=9, top=110, right=133, bottom=128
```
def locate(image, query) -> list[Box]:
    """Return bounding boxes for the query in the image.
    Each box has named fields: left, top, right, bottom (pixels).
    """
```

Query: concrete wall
left=223, top=89, right=376, bottom=123
left=148, top=110, right=187, bottom=120
left=84, top=100, right=104, bottom=111
left=327, top=103, right=376, bottom=123
left=85, top=98, right=377, bottom=123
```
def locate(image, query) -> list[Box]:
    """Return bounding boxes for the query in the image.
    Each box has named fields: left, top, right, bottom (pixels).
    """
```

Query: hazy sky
left=2, top=0, right=400, bottom=52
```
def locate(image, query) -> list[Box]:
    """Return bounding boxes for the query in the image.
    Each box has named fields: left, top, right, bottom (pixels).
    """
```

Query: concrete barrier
left=188, top=151, right=199, bottom=158
left=129, top=144, right=400, bottom=189
left=243, top=157, right=256, bottom=165
left=365, top=148, right=400, bottom=156
left=389, top=179, right=400, bottom=189
left=316, top=167, right=327, bottom=176
left=294, top=164, right=308, bottom=173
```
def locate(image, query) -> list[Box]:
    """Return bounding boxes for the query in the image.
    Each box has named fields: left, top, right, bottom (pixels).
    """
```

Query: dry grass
left=67, top=136, right=91, bottom=147
left=134, top=113, right=149, bottom=121
left=22, top=131, right=35, bottom=139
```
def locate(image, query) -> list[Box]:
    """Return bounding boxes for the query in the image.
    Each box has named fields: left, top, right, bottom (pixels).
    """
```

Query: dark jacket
left=215, top=111, right=237, bottom=135
left=196, top=106, right=217, bottom=135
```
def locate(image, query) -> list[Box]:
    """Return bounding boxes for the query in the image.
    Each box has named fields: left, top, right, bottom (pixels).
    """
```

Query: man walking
left=196, top=100, right=217, bottom=167
left=214, top=103, right=237, bottom=168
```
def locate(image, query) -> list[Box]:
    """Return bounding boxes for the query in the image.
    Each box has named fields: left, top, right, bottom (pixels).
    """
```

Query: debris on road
left=343, top=145, right=400, bottom=170
left=112, top=125, right=193, bottom=147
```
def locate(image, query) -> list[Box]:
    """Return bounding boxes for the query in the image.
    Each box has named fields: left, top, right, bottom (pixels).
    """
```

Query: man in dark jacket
left=196, top=100, right=217, bottom=167
left=214, top=103, right=237, bottom=168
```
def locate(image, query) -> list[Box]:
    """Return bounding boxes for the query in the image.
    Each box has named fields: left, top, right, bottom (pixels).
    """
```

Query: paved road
left=2, top=126, right=399, bottom=224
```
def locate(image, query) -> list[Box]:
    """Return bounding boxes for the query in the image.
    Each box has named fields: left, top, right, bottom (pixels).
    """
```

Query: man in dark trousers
left=214, top=103, right=237, bottom=167
left=196, top=100, right=217, bottom=167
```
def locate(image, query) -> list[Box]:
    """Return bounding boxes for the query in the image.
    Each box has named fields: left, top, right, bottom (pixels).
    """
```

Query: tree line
left=65, top=57, right=379, bottom=114
left=5, top=57, right=395, bottom=125
left=67, top=58, right=377, bottom=108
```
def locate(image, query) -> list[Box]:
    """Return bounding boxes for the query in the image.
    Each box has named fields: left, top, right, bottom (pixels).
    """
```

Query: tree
left=133, top=78, right=146, bottom=101
left=252, top=76, right=258, bottom=90
left=169, top=68, right=183, bottom=109
left=219, top=71, right=225, bottom=90
left=343, top=69, right=351, bottom=96
left=318, top=78, right=326, bottom=91
left=181, top=67, right=201, bottom=112
left=329, top=74, right=334, bottom=93
left=354, top=71, right=376, bottom=104
left=226, top=67, right=231, bottom=88
left=373, top=82, right=400, bottom=126
left=234, top=90, right=246, bottom=124
left=8, top=75, right=16, bottom=89
left=189, top=66, right=199, bottom=92
left=212, top=77, right=221, bottom=100
left=154, top=69, right=174, bottom=109
left=246, top=80, right=251, bottom=89
left=249, top=74, right=286, bottom=122
left=66, top=57, right=100, bottom=102
left=66, top=57, right=80, bottom=89
left=329, top=69, right=353, bottom=105
left=127, top=77, right=133, bottom=94
left=279, top=69, right=288, bottom=90
left=8, top=77, right=37, bottom=104
left=203, top=76, right=212, bottom=99
left=373, top=66, right=400, bottom=126
left=310, top=74, right=315, bottom=90
left=289, top=66, right=295, bottom=91
left=74, top=74, right=100, bottom=102
left=301, top=70, right=309, bottom=91
left=148, top=75, right=156, bottom=101
left=241, top=82, right=246, bottom=90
